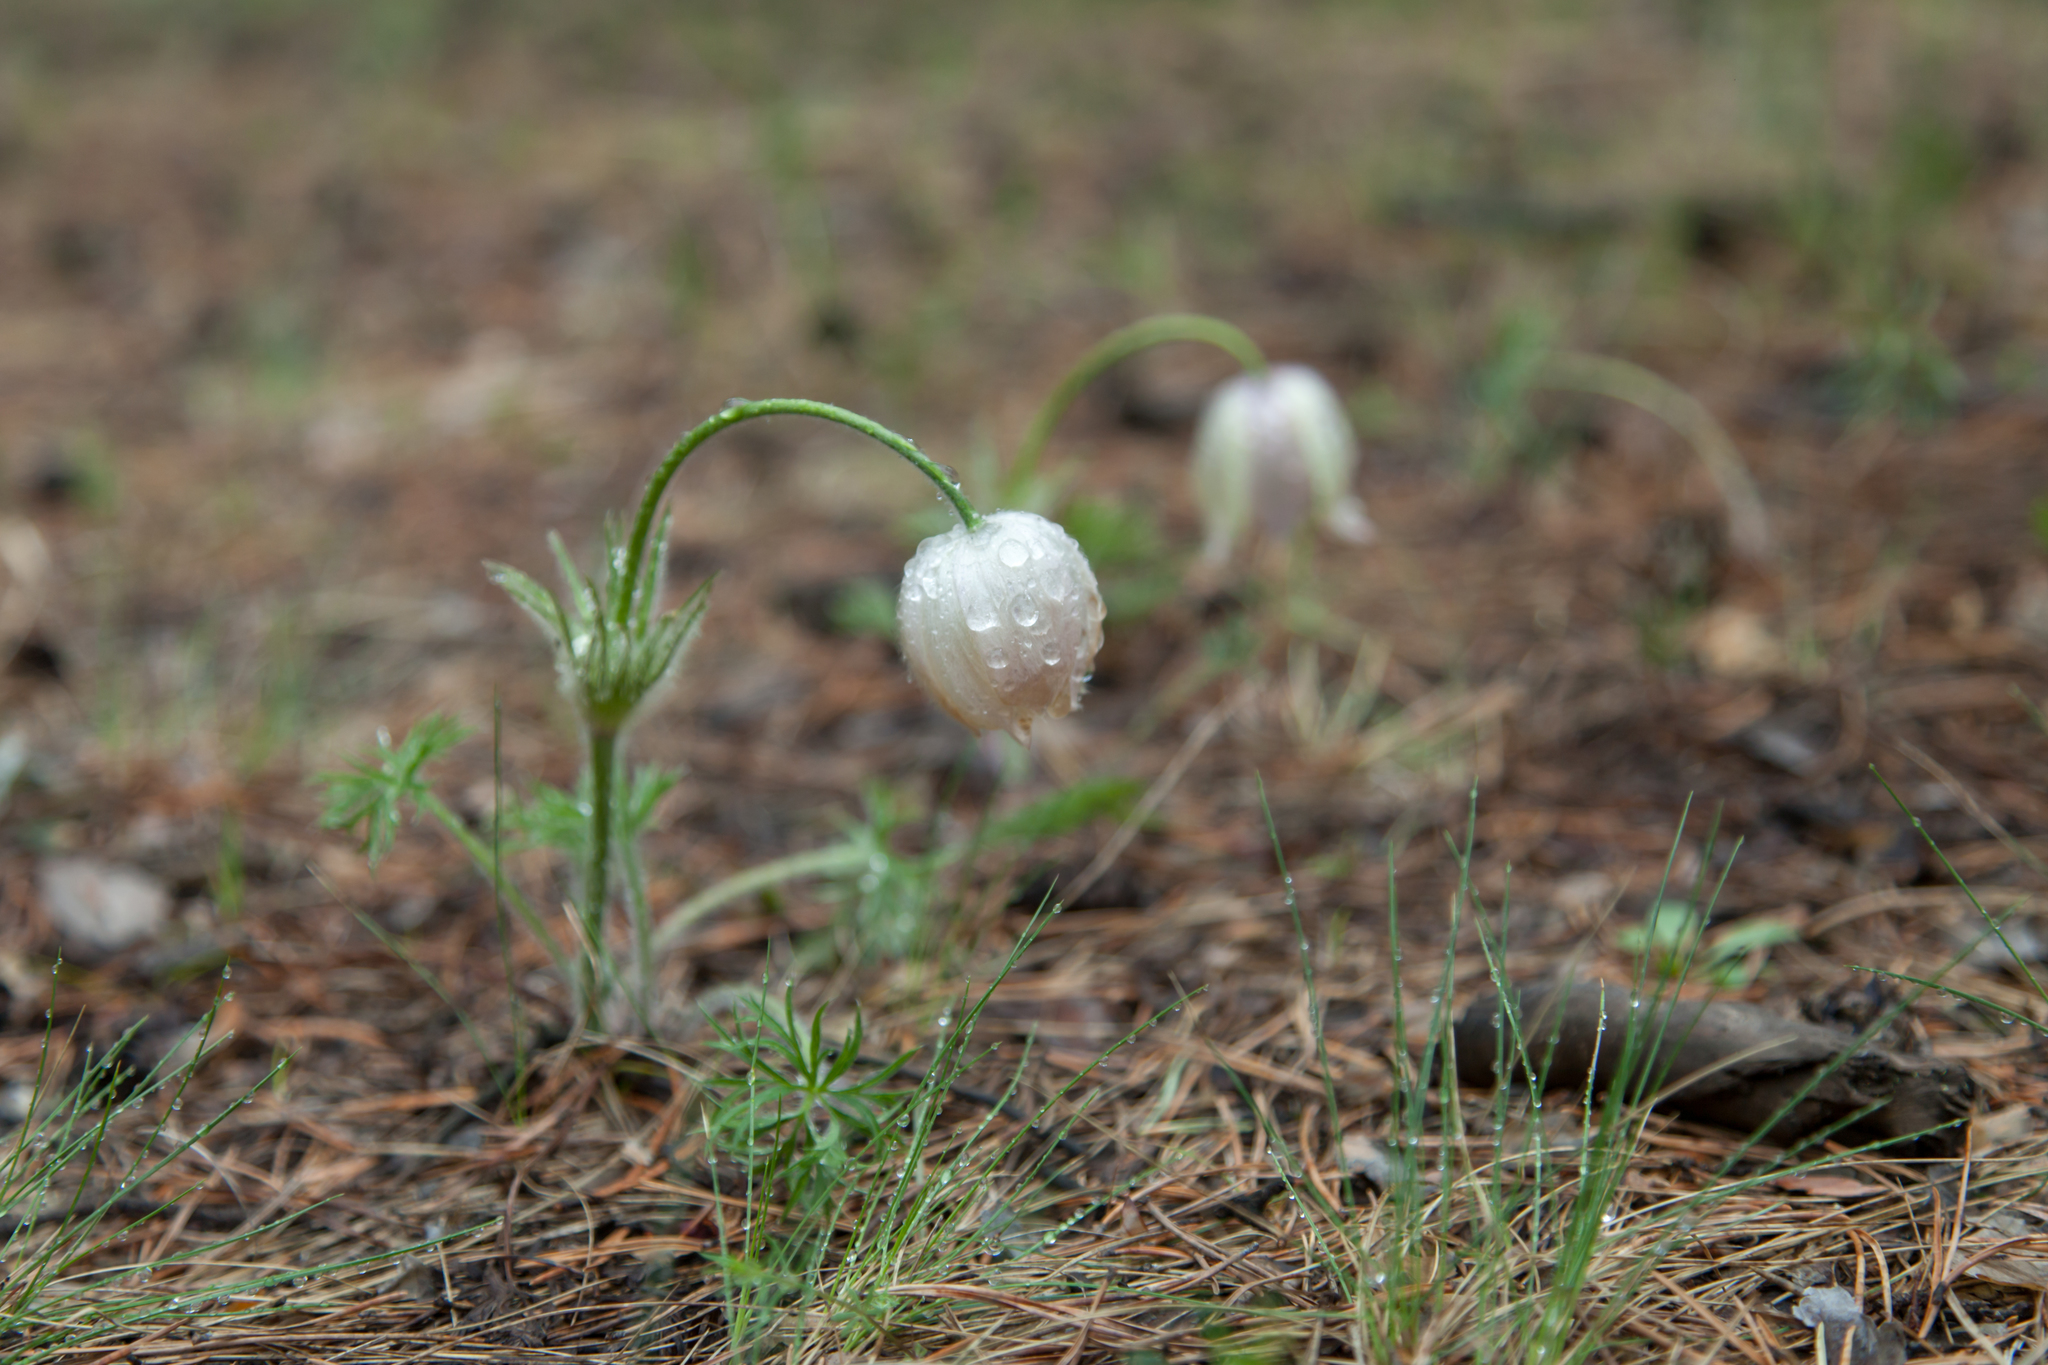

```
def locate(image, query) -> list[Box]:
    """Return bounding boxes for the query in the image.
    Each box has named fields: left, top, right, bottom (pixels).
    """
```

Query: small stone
left=1342, top=1135, right=1392, bottom=1188
left=37, top=857, right=171, bottom=959
left=1688, top=604, right=1784, bottom=678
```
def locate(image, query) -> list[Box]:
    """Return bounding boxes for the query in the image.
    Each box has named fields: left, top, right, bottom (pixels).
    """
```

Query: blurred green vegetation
left=7, top=0, right=2036, bottom=428
left=6, top=0, right=2047, bottom=761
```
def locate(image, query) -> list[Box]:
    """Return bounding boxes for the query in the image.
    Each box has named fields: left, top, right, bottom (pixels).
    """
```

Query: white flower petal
left=897, top=511, right=1105, bottom=742
left=1190, top=364, right=1368, bottom=558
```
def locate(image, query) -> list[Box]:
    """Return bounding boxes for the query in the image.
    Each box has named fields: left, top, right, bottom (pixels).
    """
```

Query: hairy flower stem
left=583, top=726, right=619, bottom=1025
left=572, top=399, right=981, bottom=1028
left=1006, top=314, right=1268, bottom=497
left=616, top=399, right=981, bottom=632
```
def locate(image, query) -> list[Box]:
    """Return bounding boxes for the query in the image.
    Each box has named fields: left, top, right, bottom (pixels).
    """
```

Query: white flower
left=1191, top=364, right=1374, bottom=561
left=897, top=510, right=1105, bottom=742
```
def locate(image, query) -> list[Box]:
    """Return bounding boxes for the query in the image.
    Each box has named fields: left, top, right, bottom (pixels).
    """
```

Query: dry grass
left=9, top=855, right=2048, bottom=1361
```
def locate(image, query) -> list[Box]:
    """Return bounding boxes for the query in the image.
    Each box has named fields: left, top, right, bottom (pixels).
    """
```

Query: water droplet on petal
left=997, top=538, right=1028, bottom=568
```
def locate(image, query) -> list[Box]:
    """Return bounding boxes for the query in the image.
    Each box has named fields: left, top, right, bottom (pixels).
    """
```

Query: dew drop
left=1008, top=596, right=1039, bottom=628
left=1040, top=644, right=1062, bottom=666
left=985, top=648, right=1009, bottom=670
left=997, top=538, right=1028, bottom=568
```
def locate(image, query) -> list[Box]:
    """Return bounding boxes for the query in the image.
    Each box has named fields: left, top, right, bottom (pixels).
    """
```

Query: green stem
left=617, top=398, right=979, bottom=629
left=1007, top=314, right=1268, bottom=496
left=650, top=842, right=873, bottom=955
left=1534, top=351, right=1772, bottom=561
left=584, top=727, right=618, bottom=1024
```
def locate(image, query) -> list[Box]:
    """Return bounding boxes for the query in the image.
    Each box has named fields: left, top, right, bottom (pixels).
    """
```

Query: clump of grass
left=1219, top=794, right=1984, bottom=1361
left=1618, top=898, right=1800, bottom=988
left=0, top=974, right=274, bottom=1359
left=695, top=903, right=1170, bottom=1359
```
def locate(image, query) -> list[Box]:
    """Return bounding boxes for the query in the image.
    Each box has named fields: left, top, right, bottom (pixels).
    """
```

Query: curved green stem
left=1007, top=314, right=1268, bottom=496
left=1535, top=352, right=1773, bottom=562
left=618, top=398, right=979, bottom=628
left=650, top=841, right=873, bottom=955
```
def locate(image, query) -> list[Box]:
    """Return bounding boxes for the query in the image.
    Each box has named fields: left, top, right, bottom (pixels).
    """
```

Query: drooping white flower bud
left=1190, top=364, right=1374, bottom=561
left=897, top=510, right=1105, bottom=743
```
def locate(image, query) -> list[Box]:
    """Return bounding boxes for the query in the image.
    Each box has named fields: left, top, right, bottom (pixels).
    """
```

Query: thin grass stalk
left=411, top=790, right=568, bottom=979
left=1880, top=769, right=2048, bottom=1005
left=337, top=893, right=518, bottom=1106
left=1256, top=776, right=1345, bottom=1196
left=1377, top=845, right=1431, bottom=1353
left=1518, top=804, right=1712, bottom=1362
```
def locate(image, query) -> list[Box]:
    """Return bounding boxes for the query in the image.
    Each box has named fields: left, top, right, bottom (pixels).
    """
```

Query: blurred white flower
left=1191, top=364, right=1373, bottom=561
left=897, top=510, right=1105, bottom=743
